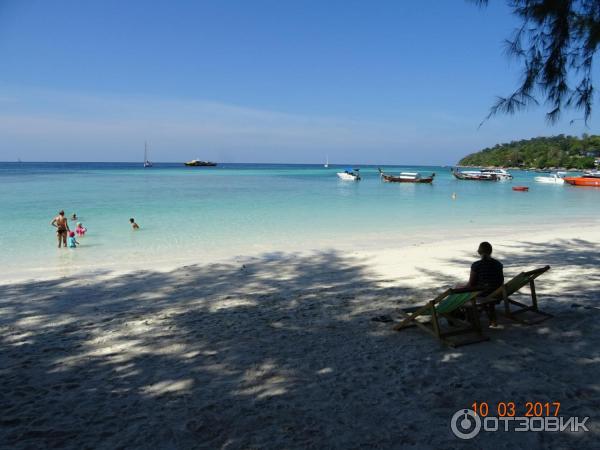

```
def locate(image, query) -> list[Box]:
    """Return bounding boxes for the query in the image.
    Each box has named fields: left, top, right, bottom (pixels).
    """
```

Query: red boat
left=563, top=176, right=600, bottom=187
left=512, top=186, right=529, bottom=191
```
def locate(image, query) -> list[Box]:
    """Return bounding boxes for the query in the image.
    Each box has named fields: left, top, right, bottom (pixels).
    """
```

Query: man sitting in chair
left=458, top=241, right=504, bottom=326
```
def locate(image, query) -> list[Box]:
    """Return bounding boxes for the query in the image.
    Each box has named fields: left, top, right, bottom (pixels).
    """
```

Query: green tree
left=536, top=156, right=548, bottom=168
left=458, top=134, right=600, bottom=168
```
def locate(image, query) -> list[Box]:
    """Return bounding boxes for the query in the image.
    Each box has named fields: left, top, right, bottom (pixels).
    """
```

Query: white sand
left=1, top=224, right=599, bottom=448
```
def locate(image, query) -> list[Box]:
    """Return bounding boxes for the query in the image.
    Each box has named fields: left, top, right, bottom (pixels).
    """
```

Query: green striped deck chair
left=481, top=265, right=552, bottom=325
left=393, top=288, right=489, bottom=347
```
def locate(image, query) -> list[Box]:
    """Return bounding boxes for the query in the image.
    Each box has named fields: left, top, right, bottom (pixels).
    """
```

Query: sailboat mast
left=143, top=141, right=153, bottom=167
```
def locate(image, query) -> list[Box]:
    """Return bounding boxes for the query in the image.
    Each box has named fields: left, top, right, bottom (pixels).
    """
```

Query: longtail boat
left=378, top=168, right=435, bottom=183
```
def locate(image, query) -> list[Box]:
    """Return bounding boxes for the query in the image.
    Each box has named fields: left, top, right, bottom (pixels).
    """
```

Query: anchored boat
left=563, top=173, right=600, bottom=187
left=534, top=172, right=566, bottom=184
left=143, top=141, right=153, bottom=168
left=481, top=168, right=513, bottom=181
left=452, top=168, right=498, bottom=181
left=337, top=168, right=361, bottom=181
left=184, top=159, right=217, bottom=167
left=452, top=167, right=513, bottom=181
left=378, top=168, right=435, bottom=183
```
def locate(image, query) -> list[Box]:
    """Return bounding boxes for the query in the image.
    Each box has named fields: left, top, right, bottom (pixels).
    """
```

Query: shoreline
left=4, top=161, right=600, bottom=287
left=3, top=219, right=599, bottom=285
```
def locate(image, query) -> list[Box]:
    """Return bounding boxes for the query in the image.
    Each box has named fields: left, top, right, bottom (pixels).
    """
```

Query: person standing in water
left=130, top=218, right=140, bottom=230
left=51, top=210, right=70, bottom=248
left=67, top=231, right=79, bottom=248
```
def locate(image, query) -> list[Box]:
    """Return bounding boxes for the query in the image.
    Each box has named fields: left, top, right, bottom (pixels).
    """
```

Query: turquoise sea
left=0, top=162, right=598, bottom=280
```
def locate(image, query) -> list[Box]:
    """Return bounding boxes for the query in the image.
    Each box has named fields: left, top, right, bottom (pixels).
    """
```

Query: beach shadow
left=1, top=243, right=598, bottom=449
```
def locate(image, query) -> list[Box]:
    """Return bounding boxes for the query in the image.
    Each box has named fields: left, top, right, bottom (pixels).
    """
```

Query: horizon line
left=0, top=160, right=458, bottom=166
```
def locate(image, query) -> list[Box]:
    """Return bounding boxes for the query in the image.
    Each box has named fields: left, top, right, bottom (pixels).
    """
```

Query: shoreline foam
left=3, top=219, right=599, bottom=285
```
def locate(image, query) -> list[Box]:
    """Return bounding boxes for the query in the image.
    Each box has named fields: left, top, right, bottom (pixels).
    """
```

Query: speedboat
left=378, top=168, right=435, bottom=183
left=452, top=169, right=498, bottom=181
left=534, top=172, right=565, bottom=184
left=564, top=172, right=600, bottom=187
left=184, top=159, right=217, bottom=167
left=337, top=168, right=361, bottom=181
left=481, top=168, right=513, bottom=181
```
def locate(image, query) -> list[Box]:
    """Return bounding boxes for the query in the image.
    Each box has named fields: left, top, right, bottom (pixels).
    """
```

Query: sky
left=0, top=0, right=598, bottom=164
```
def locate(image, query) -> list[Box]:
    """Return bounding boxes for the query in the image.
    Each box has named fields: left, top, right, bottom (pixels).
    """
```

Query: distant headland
left=458, top=134, right=600, bottom=170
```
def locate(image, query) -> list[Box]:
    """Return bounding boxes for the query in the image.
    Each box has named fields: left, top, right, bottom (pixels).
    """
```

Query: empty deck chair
left=480, top=265, right=552, bottom=325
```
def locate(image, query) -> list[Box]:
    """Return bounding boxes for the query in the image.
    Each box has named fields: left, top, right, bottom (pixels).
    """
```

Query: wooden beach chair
left=392, top=288, right=489, bottom=348
left=479, top=265, right=552, bottom=325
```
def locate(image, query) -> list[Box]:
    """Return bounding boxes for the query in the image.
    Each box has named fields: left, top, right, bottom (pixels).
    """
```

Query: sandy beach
left=1, top=224, right=599, bottom=448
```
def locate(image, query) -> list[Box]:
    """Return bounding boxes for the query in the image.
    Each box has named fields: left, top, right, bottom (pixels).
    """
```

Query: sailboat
left=143, top=141, right=153, bottom=168
left=324, top=155, right=329, bottom=168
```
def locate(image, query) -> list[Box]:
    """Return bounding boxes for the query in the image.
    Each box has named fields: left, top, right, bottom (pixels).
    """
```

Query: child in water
left=130, top=218, right=140, bottom=230
left=67, top=231, right=79, bottom=248
left=75, top=222, right=87, bottom=237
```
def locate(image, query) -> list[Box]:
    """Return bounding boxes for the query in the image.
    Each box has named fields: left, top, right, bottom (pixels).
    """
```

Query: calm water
left=0, top=162, right=598, bottom=280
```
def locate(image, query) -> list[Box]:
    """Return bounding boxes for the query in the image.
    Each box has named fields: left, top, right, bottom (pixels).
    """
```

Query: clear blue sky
left=0, top=0, right=597, bottom=164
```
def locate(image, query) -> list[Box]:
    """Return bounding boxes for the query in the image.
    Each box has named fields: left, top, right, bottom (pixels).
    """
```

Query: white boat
left=143, top=141, right=153, bottom=168
left=453, top=169, right=498, bottom=181
left=337, top=168, right=360, bottom=181
left=324, top=155, right=329, bottom=168
left=481, top=168, right=513, bottom=180
left=535, top=172, right=566, bottom=184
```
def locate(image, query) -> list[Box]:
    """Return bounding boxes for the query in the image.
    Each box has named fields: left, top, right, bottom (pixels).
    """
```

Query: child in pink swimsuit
left=76, top=222, right=87, bottom=237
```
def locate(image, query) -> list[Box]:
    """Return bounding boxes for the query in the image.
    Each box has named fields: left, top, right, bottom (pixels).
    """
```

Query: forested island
left=458, top=134, right=600, bottom=169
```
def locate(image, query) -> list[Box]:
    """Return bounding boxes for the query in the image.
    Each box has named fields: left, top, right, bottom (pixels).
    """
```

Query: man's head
left=478, top=241, right=493, bottom=257
left=59, top=210, right=65, bottom=216
left=129, top=218, right=135, bottom=223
